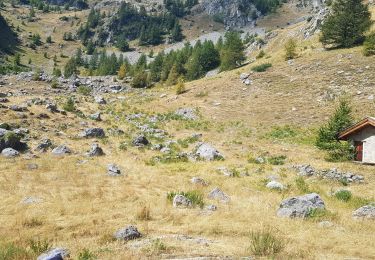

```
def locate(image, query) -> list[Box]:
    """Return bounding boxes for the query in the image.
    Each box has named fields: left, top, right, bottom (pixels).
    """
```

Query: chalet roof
left=339, top=117, right=375, bottom=140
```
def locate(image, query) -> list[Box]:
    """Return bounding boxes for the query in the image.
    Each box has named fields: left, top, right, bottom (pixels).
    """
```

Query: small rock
left=37, top=248, right=70, bottom=260
left=94, top=96, right=107, bottom=104
left=89, top=112, right=102, bottom=121
left=208, top=188, right=230, bottom=203
left=195, top=142, right=224, bottom=161
left=205, top=204, right=217, bottom=211
left=35, top=139, right=53, bottom=152
left=132, top=135, right=149, bottom=147
left=318, top=221, right=333, bottom=228
left=79, top=128, right=105, bottom=138
left=191, top=177, right=208, bottom=186
left=1, top=148, right=19, bottom=157
left=87, top=143, right=104, bottom=157
left=173, top=194, right=192, bottom=208
left=52, top=145, right=71, bottom=156
left=114, top=225, right=141, bottom=240
left=108, top=164, right=121, bottom=176
left=175, top=108, right=198, bottom=120
left=266, top=181, right=285, bottom=190
left=21, top=196, right=43, bottom=204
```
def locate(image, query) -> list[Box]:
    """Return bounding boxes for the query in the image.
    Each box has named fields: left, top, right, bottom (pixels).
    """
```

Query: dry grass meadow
left=0, top=3, right=375, bottom=260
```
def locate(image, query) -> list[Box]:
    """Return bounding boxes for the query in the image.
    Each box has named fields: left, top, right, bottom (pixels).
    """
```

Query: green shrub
left=0, top=242, right=31, bottom=260
left=307, top=208, right=336, bottom=221
left=29, top=239, right=51, bottom=255
left=167, top=190, right=204, bottom=208
left=363, top=32, right=375, bottom=56
left=248, top=228, right=285, bottom=256
left=295, top=177, right=310, bottom=193
left=256, top=50, right=266, bottom=59
left=268, top=155, right=287, bottom=165
left=78, top=248, right=96, bottom=260
left=63, top=97, right=75, bottom=112
left=77, top=85, right=92, bottom=96
left=266, top=126, right=297, bottom=139
left=325, top=141, right=355, bottom=162
left=284, top=38, right=297, bottom=60
left=334, top=190, right=352, bottom=202
left=251, top=63, right=272, bottom=72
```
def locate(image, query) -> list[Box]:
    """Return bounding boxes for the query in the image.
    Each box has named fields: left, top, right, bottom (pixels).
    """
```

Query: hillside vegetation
left=0, top=1, right=374, bottom=259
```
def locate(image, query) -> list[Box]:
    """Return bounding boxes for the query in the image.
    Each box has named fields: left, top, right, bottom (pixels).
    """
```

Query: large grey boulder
left=208, top=188, right=230, bottom=203
left=114, top=225, right=141, bottom=240
left=195, top=142, right=224, bottom=161
left=352, top=205, right=375, bottom=219
left=277, top=193, right=325, bottom=218
left=37, top=248, right=70, bottom=260
left=173, top=195, right=192, bottom=208
left=52, top=145, right=71, bottom=156
left=79, top=128, right=105, bottom=138
left=1, top=148, right=19, bottom=157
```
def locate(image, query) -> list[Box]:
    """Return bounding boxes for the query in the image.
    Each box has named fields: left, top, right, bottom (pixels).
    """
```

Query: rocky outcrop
left=277, top=193, right=325, bottom=218
left=199, top=0, right=260, bottom=28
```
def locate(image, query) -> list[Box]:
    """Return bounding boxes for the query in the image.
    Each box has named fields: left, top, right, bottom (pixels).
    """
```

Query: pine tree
left=220, top=31, right=245, bottom=71
left=64, top=57, right=78, bottom=78
left=316, top=99, right=353, bottom=150
left=171, top=21, right=183, bottom=42
left=320, top=0, right=372, bottom=48
left=363, top=32, right=375, bottom=56
left=118, top=63, right=127, bottom=80
left=284, top=38, right=297, bottom=60
left=166, top=64, right=179, bottom=86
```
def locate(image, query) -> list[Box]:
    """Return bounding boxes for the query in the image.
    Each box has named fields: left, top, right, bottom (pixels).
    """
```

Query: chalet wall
left=348, top=126, right=375, bottom=164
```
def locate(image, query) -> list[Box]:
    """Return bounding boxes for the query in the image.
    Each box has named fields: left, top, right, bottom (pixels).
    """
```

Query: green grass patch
left=248, top=228, right=285, bottom=256
left=251, top=63, right=272, bottom=72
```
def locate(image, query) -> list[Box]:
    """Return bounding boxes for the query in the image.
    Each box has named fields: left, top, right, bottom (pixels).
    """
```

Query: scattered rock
left=52, top=145, right=71, bottom=156
left=175, top=108, right=198, bottom=120
left=352, top=205, right=375, bottom=219
left=294, top=165, right=364, bottom=183
left=89, top=112, right=102, bottom=121
left=195, top=142, right=224, bottom=161
left=35, top=139, right=52, bottom=152
left=79, top=128, right=105, bottom=138
left=318, top=221, right=334, bottom=228
left=1, top=148, right=19, bottom=157
left=94, top=96, right=106, bottom=104
left=205, top=204, right=217, bottom=211
left=132, top=135, right=149, bottom=147
left=277, top=193, right=325, bottom=218
left=295, top=164, right=315, bottom=176
left=108, top=164, right=121, bottom=176
left=191, top=177, right=208, bottom=186
left=37, top=248, right=70, bottom=260
left=173, top=194, right=193, bottom=208
left=208, top=188, right=230, bottom=203
left=114, top=225, right=142, bottom=240
left=21, top=196, right=43, bottom=204
left=9, top=105, right=27, bottom=112
left=87, top=143, right=104, bottom=157
left=266, top=181, right=285, bottom=190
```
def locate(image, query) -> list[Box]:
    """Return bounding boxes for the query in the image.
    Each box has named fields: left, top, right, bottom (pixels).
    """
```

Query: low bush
left=251, top=63, right=272, bottom=72
left=248, top=228, right=285, bottom=256
left=77, top=248, right=96, bottom=260
left=29, top=239, right=51, bottom=255
left=77, top=85, right=92, bottom=96
left=363, top=32, right=375, bottom=56
left=63, top=97, right=75, bottom=112
left=334, top=190, right=352, bottom=202
left=295, top=177, right=310, bottom=193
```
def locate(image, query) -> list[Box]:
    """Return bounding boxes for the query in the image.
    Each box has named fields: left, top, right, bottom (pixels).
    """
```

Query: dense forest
left=77, top=1, right=197, bottom=51
left=0, top=12, right=18, bottom=54
left=63, top=31, right=246, bottom=88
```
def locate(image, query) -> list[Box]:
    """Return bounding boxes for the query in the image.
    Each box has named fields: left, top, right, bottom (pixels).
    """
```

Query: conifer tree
left=220, top=31, right=245, bottom=71
left=320, top=0, right=372, bottom=48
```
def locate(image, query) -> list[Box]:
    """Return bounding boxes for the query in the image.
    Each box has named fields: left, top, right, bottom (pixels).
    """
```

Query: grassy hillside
left=0, top=3, right=374, bottom=260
